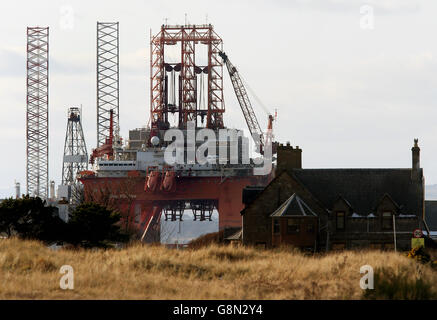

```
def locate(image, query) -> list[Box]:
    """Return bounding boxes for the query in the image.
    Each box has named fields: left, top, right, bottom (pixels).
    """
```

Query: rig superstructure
left=79, top=23, right=275, bottom=242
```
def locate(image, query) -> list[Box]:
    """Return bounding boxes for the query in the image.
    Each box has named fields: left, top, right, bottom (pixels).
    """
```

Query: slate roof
left=425, top=200, right=437, bottom=231
left=270, top=193, right=317, bottom=217
left=291, top=168, right=423, bottom=216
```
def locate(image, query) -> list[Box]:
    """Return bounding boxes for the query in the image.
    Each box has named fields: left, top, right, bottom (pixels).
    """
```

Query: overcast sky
left=1, top=0, right=437, bottom=199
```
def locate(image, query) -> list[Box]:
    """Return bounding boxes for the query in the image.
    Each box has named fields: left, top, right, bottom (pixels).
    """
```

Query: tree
left=67, top=203, right=128, bottom=246
left=0, top=198, right=21, bottom=237
left=0, top=196, right=66, bottom=241
left=83, top=177, right=141, bottom=234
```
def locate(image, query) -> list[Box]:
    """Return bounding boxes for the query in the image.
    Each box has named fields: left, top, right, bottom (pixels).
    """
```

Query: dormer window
left=332, top=196, right=352, bottom=231
left=375, top=194, right=399, bottom=230
left=336, top=211, right=345, bottom=230
left=382, top=211, right=393, bottom=230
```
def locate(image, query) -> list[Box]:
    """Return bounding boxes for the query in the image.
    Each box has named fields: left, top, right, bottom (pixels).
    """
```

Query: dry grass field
left=0, top=238, right=436, bottom=299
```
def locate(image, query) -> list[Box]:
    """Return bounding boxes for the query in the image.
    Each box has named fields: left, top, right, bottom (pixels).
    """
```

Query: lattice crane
left=219, top=51, right=274, bottom=154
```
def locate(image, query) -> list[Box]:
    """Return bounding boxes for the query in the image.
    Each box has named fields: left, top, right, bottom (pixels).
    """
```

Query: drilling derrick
left=97, top=22, right=119, bottom=147
left=62, top=107, right=88, bottom=203
left=150, top=24, right=224, bottom=135
left=26, top=27, right=49, bottom=198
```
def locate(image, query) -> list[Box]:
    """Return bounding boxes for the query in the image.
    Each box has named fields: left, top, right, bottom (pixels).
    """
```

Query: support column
left=217, top=179, right=248, bottom=230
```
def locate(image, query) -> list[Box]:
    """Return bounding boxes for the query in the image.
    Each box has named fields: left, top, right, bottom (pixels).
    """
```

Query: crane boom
left=219, top=51, right=265, bottom=152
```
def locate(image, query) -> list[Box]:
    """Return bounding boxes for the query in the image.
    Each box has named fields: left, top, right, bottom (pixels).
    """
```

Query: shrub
left=0, top=196, right=66, bottom=241
left=406, top=246, right=431, bottom=264
left=67, top=202, right=128, bottom=247
left=188, top=230, right=224, bottom=249
left=363, top=266, right=436, bottom=300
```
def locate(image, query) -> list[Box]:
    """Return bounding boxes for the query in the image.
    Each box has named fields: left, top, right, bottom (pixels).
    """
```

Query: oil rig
left=78, top=23, right=276, bottom=242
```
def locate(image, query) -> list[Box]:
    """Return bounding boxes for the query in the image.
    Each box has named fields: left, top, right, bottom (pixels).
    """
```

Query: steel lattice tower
left=97, top=22, right=119, bottom=147
left=26, top=27, right=49, bottom=198
left=62, top=107, right=88, bottom=203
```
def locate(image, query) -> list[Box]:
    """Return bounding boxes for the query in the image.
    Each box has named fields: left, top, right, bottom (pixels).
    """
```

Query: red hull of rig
left=80, top=173, right=271, bottom=241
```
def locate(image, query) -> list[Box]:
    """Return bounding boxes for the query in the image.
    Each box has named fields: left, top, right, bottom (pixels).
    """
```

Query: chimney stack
left=276, top=143, right=302, bottom=173
left=411, top=138, right=420, bottom=180
left=412, top=139, right=420, bottom=169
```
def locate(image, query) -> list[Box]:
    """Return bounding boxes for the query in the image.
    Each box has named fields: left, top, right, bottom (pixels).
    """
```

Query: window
left=287, top=219, right=300, bottom=234
left=307, top=223, right=315, bottom=233
left=336, top=212, right=345, bottom=230
left=273, top=219, right=280, bottom=234
left=382, top=211, right=393, bottom=230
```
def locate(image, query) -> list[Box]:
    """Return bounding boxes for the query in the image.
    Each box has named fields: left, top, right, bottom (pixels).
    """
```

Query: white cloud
left=0, top=48, right=25, bottom=76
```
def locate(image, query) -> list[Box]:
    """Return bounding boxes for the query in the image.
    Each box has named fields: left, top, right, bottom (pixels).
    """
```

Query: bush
left=406, top=246, right=431, bottom=264
left=0, top=196, right=66, bottom=241
left=363, top=266, right=436, bottom=300
left=0, top=198, right=131, bottom=247
left=67, top=202, right=128, bottom=247
left=188, top=230, right=224, bottom=249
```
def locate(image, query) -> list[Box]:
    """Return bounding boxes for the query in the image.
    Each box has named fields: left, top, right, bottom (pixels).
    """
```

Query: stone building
left=241, top=140, right=425, bottom=251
